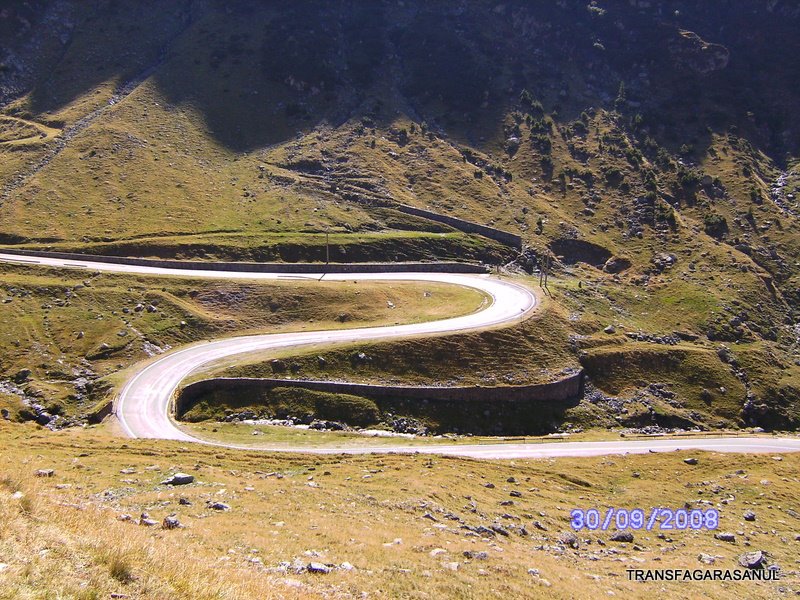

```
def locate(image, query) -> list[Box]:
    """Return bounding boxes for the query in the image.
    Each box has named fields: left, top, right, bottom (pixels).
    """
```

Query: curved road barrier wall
left=0, top=248, right=488, bottom=274
left=176, top=370, right=584, bottom=435
left=395, top=204, right=523, bottom=250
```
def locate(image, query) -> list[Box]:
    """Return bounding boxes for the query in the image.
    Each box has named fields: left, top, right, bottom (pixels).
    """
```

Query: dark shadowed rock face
left=550, top=239, right=612, bottom=268
left=669, top=30, right=730, bottom=74
left=603, top=256, right=632, bottom=274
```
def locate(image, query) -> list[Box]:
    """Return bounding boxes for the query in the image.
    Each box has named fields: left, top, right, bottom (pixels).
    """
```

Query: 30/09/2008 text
left=570, top=508, right=719, bottom=531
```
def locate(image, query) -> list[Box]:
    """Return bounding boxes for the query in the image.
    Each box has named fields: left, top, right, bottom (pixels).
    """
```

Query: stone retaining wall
left=0, top=248, right=489, bottom=274
left=177, top=371, right=584, bottom=415
left=176, top=371, right=584, bottom=434
left=395, top=204, right=523, bottom=249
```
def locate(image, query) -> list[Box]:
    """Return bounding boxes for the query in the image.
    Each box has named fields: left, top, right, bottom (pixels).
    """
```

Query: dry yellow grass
left=0, top=421, right=797, bottom=599
left=0, top=476, right=312, bottom=599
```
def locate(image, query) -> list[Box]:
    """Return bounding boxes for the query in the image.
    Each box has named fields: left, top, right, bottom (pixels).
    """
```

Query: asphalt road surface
left=2, top=251, right=799, bottom=459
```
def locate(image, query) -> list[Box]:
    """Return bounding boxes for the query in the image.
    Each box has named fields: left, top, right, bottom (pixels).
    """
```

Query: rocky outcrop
left=603, top=256, right=632, bottom=274
left=668, top=30, right=730, bottom=74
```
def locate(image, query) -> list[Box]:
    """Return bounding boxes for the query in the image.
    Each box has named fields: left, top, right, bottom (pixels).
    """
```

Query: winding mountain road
left=2, top=251, right=799, bottom=459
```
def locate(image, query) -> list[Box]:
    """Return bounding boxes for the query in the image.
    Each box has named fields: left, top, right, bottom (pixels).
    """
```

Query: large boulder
left=610, top=531, right=634, bottom=543
left=307, top=562, right=332, bottom=574
left=738, top=550, right=765, bottom=569
left=161, top=473, right=194, bottom=486
left=162, top=515, right=182, bottom=530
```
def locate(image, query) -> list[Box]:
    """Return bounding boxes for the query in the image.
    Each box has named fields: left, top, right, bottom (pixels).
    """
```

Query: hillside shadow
left=19, top=0, right=800, bottom=158
left=23, top=0, right=519, bottom=152
left=24, top=0, right=193, bottom=117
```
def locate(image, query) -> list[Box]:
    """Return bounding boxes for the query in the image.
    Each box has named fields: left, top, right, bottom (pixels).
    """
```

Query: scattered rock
left=350, top=352, right=370, bottom=364
left=651, top=252, right=677, bottom=273
left=463, top=550, right=489, bottom=560
left=390, top=416, right=428, bottom=435
left=490, top=524, right=510, bottom=537
left=697, top=553, right=716, bottom=564
left=309, top=420, right=346, bottom=431
left=207, top=501, right=230, bottom=511
left=162, top=515, right=182, bottom=530
left=743, top=511, right=756, bottom=522
left=35, top=469, right=54, bottom=478
left=139, top=512, right=158, bottom=527
left=683, top=457, right=699, bottom=465
left=603, top=325, right=616, bottom=334
left=559, top=531, right=579, bottom=548
left=715, top=532, right=736, bottom=543
left=738, top=550, right=765, bottom=569
left=610, top=531, right=634, bottom=543
left=307, top=562, right=332, bottom=574
left=161, top=473, right=194, bottom=486
left=473, top=525, right=496, bottom=537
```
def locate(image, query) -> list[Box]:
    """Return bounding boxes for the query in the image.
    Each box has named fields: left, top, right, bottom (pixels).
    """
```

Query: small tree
left=614, top=81, right=626, bottom=110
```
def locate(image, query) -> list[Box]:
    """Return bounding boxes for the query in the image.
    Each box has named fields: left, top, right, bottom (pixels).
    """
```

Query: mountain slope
left=1, top=0, right=799, bottom=430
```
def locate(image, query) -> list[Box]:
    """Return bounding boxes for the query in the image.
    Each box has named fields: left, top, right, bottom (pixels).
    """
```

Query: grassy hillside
left=0, top=261, right=486, bottom=424
left=1, top=1, right=799, bottom=427
left=0, top=421, right=797, bottom=599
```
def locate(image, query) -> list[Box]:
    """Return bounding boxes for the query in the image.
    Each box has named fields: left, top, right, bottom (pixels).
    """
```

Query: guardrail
left=0, top=248, right=490, bottom=274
